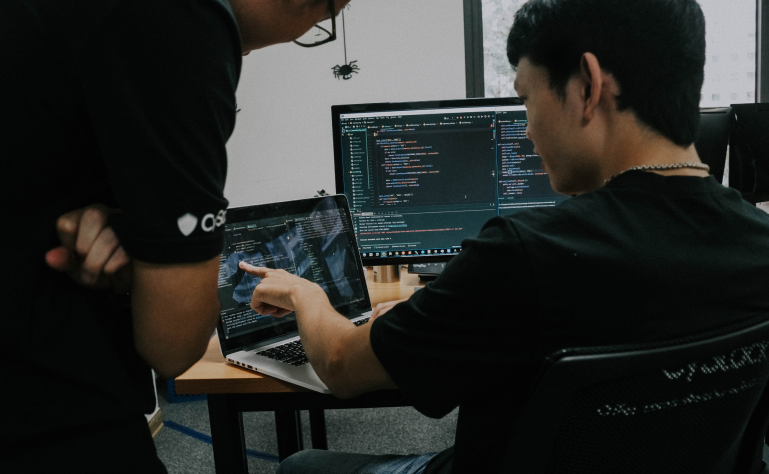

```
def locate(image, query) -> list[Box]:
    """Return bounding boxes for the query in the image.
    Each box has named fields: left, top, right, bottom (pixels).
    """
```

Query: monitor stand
left=407, top=262, right=446, bottom=282
left=373, top=265, right=401, bottom=283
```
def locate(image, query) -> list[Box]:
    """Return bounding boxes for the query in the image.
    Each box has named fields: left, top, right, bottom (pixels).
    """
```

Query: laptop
left=216, top=195, right=373, bottom=393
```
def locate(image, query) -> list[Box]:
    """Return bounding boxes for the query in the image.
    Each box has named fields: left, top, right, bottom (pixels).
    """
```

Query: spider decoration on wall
left=332, top=8, right=359, bottom=80
left=332, top=61, right=359, bottom=80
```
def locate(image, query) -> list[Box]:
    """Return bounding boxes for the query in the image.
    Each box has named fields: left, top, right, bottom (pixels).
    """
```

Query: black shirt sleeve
left=76, top=0, right=241, bottom=263
left=370, top=216, right=543, bottom=418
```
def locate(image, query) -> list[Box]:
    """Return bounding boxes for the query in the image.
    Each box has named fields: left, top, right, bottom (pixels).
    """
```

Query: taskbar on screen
left=360, top=247, right=461, bottom=259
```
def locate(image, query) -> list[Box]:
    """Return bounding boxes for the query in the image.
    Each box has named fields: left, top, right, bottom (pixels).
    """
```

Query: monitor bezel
left=331, top=97, right=524, bottom=266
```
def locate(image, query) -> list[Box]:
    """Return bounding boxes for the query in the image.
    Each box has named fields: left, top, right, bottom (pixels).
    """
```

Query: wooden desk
left=175, top=267, right=424, bottom=474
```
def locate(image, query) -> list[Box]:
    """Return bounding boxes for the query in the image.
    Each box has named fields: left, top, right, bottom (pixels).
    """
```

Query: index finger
left=238, top=262, right=270, bottom=277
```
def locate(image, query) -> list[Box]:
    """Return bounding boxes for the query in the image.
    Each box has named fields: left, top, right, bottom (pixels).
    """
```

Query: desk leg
left=309, top=409, right=328, bottom=450
left=275, top=410, right=303, bottom=461
left=208, top=394, right=248, bottom=474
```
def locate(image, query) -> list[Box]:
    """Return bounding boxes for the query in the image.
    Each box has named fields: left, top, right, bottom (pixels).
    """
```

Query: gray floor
left=153, top=381, right=458, bottom=474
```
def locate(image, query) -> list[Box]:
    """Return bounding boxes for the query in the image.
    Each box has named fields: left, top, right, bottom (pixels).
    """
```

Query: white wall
left=224, top=0, right=466, bottom=207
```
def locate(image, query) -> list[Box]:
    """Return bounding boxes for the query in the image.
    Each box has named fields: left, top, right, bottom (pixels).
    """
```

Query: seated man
left=234, top=0, right=769, bottom=473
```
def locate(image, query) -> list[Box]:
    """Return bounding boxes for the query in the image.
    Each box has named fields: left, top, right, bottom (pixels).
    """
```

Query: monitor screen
left=332, top=98, right=568, bottom=266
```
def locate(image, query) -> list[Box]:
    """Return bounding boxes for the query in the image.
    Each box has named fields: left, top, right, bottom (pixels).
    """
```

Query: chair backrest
left=695, top=107, right=732, bottom=184
left=728, top=103, right=769, bottom=203
left=502, top=316, right=769, bottom=474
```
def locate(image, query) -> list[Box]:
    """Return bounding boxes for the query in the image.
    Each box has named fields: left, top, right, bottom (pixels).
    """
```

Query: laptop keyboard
left=256, top=317, right=369, bottom=366
left=256, top=340, right=309, bottom=366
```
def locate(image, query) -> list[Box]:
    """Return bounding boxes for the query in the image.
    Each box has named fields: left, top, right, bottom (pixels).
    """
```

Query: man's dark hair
left=507, top=0, right=705, bottom=146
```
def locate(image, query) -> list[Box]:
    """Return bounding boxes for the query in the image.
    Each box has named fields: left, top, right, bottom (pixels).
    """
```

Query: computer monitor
left=331, top=98, right=568, bottom=266
left=694, top=107, right=732, bottom=184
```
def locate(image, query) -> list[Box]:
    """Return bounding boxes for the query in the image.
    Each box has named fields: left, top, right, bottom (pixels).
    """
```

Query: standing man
left=237, top=0, right=769, bottom=473
left=1, top=0, right=348, bottom=472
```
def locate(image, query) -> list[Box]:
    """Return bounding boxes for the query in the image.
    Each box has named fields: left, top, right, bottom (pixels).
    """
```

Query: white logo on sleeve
left=177, top=213, right=198, bottom=237
left=177, top=210, right=227, bottom=236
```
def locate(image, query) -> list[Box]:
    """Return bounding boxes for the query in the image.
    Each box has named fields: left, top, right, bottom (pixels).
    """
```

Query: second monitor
left=332, top=98, right=568, bottom=266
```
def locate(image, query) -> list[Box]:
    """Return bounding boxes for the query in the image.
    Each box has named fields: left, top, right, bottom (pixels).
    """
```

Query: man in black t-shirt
left=1, top=0, right=349, bottom=472
left=233, top=1, right=769, bottom=474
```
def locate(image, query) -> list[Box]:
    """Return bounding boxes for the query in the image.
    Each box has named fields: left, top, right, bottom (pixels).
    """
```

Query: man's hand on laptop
left=239, top=262, right=397, bottom=398
left=45, top=204, right=132, bottom=294
left=371, top=298, right=409, bottom=322
left=238, top=262, right=329, bottom=317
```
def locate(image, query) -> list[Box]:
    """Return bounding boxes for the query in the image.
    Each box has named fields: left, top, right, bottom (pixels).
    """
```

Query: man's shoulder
left=10, top=0, right=123, bottom=41
left=11, top=0, right=237, bottom=58
left=493, top=194, right=598, bottom=235
left=498, top=176, right=750, bottom=230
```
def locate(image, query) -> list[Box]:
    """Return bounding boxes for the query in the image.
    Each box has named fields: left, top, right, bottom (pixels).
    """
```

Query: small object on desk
left=408, top=262, right=446, bottom=281
left=373, top=264, right=401, bottom=283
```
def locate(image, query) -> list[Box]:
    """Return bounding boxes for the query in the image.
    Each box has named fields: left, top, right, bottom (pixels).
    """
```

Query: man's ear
left=579, top=52, right=604, bottom=121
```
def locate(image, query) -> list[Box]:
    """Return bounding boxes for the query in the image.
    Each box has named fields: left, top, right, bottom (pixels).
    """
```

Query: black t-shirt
left=0, top=0, right=240, bottom=441
left=370, top=171, right=769, bottom=474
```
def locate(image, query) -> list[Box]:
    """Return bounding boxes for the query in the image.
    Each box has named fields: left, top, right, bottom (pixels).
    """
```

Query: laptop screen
left=217, top=195, right=371, bottom=355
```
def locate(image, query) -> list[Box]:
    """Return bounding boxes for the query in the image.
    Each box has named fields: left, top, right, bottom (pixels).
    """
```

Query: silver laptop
left=216, top=195, right=372, bottom=393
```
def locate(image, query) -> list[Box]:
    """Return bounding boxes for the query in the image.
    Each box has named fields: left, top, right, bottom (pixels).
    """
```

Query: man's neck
left=600, top=114, right=708, bottom=181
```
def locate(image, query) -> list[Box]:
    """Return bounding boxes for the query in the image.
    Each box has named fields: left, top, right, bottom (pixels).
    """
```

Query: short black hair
left=507, top=0, right=705, bottom=146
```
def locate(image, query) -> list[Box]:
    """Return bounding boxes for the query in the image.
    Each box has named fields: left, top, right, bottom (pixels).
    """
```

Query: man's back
left=518, top=171, right=769, bottom=346
left=370, top=171, right=769, bottom=473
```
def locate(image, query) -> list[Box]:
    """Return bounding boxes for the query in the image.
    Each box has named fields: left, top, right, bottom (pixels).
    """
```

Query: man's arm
left=240, top=263, right=396, bottom=398
left=132, top=258, right=220, bottom=379
left=48, top=206, right=220, bottom=379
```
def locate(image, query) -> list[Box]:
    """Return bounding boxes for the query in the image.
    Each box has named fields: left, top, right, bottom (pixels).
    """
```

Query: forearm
left=240, top=263, right=396, bottom=397
left=290, top=284, right=396, bottom=398
left=289, top=285, right=352, bottom=385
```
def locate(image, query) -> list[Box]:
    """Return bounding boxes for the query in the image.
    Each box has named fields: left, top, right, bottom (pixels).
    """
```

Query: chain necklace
left=604, top=162, right=710, bottom=185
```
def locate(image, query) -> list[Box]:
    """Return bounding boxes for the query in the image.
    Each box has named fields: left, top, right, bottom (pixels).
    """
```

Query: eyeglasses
left=293, top=0, right=337, bottom=48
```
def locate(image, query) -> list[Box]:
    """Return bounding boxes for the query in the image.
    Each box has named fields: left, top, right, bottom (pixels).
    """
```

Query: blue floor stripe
left=163, top=420, right=280, bottom=463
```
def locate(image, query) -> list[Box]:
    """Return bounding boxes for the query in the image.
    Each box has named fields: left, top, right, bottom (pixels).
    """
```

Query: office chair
left=501, top=315, right=769, bottom=474
left=728, top=103, right=769, bottom=204
left=695, top=107, right=732, bottom=184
